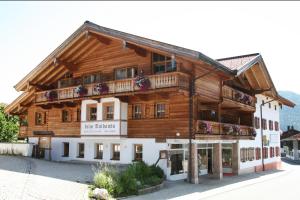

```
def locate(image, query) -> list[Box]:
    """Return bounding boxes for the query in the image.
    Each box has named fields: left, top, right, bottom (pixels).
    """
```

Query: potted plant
left=222, top=124, right=233, bottom=135
left=74, top=85, right=87, bottom=97
left=93, top=82, right=109, bottom=95
left=199, top=121, right=213, bottom=134
left=232, top=125, right=241, bottom=135
left=249, top=127, right=256, bottom=137
left=44, top=90, right=58, bottom=101
left=134, top=70, right=151, bottom=91
left=20, top=119, right=28, bottom=126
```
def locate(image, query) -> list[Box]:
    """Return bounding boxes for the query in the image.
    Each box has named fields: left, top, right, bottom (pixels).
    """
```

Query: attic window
left=152, top=53, right=176, bottom=74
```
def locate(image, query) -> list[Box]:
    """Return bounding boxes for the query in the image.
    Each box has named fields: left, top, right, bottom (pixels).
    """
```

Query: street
left=0, top=156, right=299, bottom=200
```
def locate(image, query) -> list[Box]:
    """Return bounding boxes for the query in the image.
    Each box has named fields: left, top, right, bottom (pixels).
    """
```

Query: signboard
left=81, top=121, right=123, bottom=136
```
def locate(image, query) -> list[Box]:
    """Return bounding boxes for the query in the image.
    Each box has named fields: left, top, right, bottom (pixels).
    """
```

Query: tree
left=0, top=104, right=19, bottom=142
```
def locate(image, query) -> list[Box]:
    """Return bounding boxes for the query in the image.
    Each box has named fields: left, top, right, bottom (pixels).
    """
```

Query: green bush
left=149, top=164, right=164, bottom=179
left=92, top=161, right=165, bottom=198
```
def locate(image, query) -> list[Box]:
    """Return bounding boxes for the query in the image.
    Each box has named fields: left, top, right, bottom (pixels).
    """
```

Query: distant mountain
left=279, top=91, right=300, bottom=131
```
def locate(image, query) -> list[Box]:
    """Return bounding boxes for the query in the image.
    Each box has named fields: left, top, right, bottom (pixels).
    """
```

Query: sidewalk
left=127, top=162, right=291, bottom=200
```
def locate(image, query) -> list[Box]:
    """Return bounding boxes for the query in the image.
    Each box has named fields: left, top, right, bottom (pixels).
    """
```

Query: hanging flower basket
left=234, top=91, right=243, bottom=101
left=93, top=83, right=109, bottom=95
left=232, top=125, right=241, bottom=135
left=134, top=74, right=151, bottom=91
left=222, top=124, right=233, bottom=135
left=249, top=127, right=257, bottom=137
left=199, top=121, right=213, bottom=134
left=44, top=90, right=58, bottom=101
left=74, top=85, right=87, bottom=97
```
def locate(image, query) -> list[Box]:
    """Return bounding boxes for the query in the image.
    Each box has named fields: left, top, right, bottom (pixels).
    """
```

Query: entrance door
left=170, top=153, right=184, bottom=175
left=207, top=149, right=213, bottom=174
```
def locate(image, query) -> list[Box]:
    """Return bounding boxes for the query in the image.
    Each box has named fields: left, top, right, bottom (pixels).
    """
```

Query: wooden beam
left=53, top=58, right=77, bottom=70
left=123, top=41, right=147, bottom=57
left=88, top=31, right=111, bottom=45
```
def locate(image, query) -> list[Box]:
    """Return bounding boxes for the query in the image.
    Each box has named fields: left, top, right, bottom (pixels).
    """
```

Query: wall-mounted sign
left=81, top=120, right=127, bottom=136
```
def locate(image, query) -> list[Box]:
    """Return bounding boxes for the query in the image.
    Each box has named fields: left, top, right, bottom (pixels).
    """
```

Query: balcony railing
left=222, top=85, right=255, bottom=107
left=35, top=72, right=189, bottom=103
left=195, top=120, right=255, bottom=137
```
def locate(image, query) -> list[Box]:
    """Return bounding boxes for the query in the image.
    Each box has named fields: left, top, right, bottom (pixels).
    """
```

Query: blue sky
left=1, top=1, right=300, bottom=104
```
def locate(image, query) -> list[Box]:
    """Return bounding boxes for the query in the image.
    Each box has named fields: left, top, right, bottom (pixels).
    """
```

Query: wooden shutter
left=128, top=104, right=133, bottom=120
left=141, top=104, right=146, bottom=119
left=164, top=103, right=170, bottom=118
left=148, top=104, right=155, bottom=119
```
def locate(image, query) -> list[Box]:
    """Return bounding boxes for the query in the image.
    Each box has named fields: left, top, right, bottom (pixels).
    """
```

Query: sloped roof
left=217, top=53, right=260, bottom=71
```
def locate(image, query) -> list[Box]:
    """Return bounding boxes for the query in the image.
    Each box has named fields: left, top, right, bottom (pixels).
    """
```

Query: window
left=103, top=103, right=114, bottom=120
left=134, top=144, right=143, bottom=161
left=263, top=147, right=268, bottom=159
left=62, top=142, right=69, bottom=157
left=62, top=110, right=71, bottom=122
left=95, top=143, right=103, bottom=159
left=269, top=120, right=273, bottom=131
left=275, top=146, right=280, bottom=157
left=155, top=103, right=166, bottom=118
left=152, top=53, right=176, bottom=74
left=35, top=112, right=44, bottom=125
left=115, top=67, right=137, bottom=80
left=270, top=147, right=275, bottom=158
left=275, top=105, right=277, bottom=110
left=133, top=104, right=142, bottom=119
left=78, top=143, right=85, bottom=158
left=248, top=148, right=255, bottom=161
left=76, top=108, right=81, bottom=122
left=254, top=117, right=260, bottom=129
left=83, top=73, right=101, bottom=85
left=240, top=148, right=247, bottom=162
left=87, top=104, right=97, bottom=121
left=255, top=148, right=261, bottom=160
left=262, top=118, right=267, bottom=130
left=275, top=121, right=279, bottom=131
left=112, top=144, right=120, bottom=160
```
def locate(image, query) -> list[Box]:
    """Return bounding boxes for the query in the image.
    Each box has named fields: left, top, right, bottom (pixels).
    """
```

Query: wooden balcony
left=35, top=72, right=189, bottom=103
left=195, top=120, right=255, bottom=140
left=222, top=85, right=256, bottom=108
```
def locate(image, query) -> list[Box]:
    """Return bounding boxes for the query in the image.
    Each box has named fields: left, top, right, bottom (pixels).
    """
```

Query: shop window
left=248, top=148, right=255, bottom=161
left=263, top=147, right=268, bottom=159
left=222, top=144, right=232, bottom=168
left=275, top=146, right=280, bottom=157
left=134, top=144, right=143, bottom=161
left=112, top=144, right=120, bottom=160
left=77, top=143, right=85, bottom=158
left=270, top=147, right=275, bottom=158
left=95, top=143, right=103, bottom=159
left=103, top=103, right=114, bottom=120
left=62, top=142, right=69, bottom=157
left=115, top=67, right=137, bottom=80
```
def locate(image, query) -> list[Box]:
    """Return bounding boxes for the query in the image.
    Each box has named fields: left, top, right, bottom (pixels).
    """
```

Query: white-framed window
left=134, top=144, right=143, bottom=161
left=95, top=143, right=103, bottom=159
left=111, top=144, right=120, bottom=160
left=77, top=143, right=85, bottom=158
left=62, top=142, right=69, bottom=157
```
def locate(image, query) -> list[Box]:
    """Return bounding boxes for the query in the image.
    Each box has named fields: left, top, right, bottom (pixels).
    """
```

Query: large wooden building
left=5, top=21, right=294, bottom=182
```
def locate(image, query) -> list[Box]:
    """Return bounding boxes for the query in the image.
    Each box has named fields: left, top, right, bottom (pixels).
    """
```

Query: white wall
left=239, top=94, right=281, bottom=171
left=0, top=143, right=33, bottom=156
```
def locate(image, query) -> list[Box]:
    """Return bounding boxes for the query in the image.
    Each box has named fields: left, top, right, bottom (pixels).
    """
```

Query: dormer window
left=152, top=53, right=176, bottom=74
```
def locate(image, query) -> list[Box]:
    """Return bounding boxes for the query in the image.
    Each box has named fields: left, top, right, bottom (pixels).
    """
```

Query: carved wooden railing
left=222, top=85, right=256, bottom=107
left=195, top=120, right=255, bottom=137
left=35, top=72, right=190, bottom=103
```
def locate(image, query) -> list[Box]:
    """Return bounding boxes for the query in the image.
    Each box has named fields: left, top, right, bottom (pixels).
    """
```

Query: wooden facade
left=7, top=21, right=294, bottom=142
